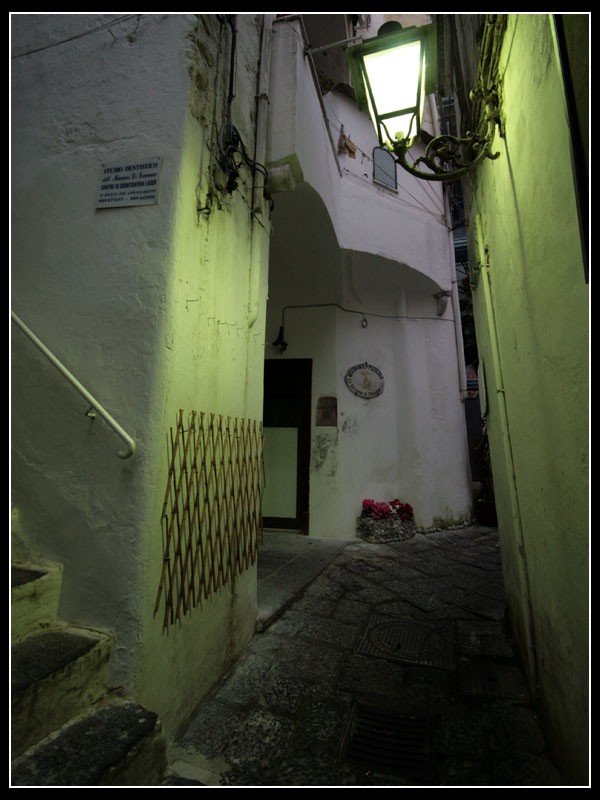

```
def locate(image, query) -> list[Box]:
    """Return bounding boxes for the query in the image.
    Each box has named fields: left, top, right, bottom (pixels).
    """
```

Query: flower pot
left=356, top=516, right=416, bottom=543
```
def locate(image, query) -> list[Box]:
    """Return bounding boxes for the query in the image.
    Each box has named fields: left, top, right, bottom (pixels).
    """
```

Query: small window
left=373, top=147, right=397, bottom=192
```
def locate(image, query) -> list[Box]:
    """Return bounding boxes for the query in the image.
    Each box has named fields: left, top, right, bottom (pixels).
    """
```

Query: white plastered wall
left=264, top=17, right=472, bottom=538
left=11, top=13, right=271, bottom=736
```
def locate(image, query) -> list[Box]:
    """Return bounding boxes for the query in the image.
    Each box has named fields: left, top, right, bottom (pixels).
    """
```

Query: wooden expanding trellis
left=154, top=410, right=264, bottom=630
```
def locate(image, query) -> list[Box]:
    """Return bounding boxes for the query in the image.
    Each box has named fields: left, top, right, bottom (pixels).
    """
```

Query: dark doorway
left=262, top=359, right=312, bottom=532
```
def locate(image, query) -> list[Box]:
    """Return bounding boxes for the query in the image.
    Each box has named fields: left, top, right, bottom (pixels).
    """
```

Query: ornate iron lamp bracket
left=391, top=86, right=502, bottom=183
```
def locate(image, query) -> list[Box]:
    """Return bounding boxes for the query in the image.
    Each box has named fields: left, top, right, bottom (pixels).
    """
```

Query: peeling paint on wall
left=341, top=414, right=358, bottom=437
left=311, top=430, right=338, bottom=476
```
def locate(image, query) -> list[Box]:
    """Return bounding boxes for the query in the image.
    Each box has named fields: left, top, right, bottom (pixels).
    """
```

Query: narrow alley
left=166, top=526, right=563, bottom=787
left=10, top=12, right=588, bottom=788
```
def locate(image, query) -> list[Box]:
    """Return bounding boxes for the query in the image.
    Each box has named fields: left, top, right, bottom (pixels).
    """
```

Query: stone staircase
left=10, top=563, right=168, bottom=787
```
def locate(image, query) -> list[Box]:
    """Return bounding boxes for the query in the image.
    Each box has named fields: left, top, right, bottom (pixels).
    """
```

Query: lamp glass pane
left=379, top=111, right=417, bottom=146
left=363, top=40, right=422, bottom=115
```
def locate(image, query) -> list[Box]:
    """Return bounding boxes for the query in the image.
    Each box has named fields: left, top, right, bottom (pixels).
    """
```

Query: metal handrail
left=11, top=311, right=136, bottom=459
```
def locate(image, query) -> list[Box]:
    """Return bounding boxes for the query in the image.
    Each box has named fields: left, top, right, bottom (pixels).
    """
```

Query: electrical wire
left=217, top=121, right=269, bottom=194
left=345, top=142, right=445, bottom=220
left=196, top=18, right=228, bottom=220
left=284, top=12, right=448, bottom=216
left=280, top=302, right=453, bottom=326
left=11, top=14, right=141, bottom=59
left=235, top=173, right=272, bottom=234
left=214, top=15, right=271, bottom=205
left=321, top=75, right=446, bottom=214
left=196, top=15, right=271, bottom=221
left=325, top=100, right=445, bottom=220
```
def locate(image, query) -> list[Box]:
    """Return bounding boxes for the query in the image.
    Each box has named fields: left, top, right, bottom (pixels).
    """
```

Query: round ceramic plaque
left=344, top=362, right=384, bottom=399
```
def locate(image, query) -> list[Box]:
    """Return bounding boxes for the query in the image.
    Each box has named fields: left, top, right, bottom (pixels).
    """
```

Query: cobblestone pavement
left=168, top=526, right=564, bottom=787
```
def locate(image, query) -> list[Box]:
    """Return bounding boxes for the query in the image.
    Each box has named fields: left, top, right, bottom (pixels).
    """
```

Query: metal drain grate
left=342, top=701, right=435, bottom=781
left=356, top=615, right=455, bottom=670
left=458, top=660, right=530, bottom=701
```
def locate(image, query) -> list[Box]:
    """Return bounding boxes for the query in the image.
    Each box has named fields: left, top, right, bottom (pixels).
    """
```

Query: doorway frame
left=262, top=358, right=312, bottom=532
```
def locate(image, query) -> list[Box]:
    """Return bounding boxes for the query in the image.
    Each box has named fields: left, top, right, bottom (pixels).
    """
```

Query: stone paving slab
left=170, top=527, right=565, bottom=787
left=256, top=533, right=348, bottom=631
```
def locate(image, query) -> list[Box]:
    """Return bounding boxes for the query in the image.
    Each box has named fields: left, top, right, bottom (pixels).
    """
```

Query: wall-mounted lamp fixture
left=272, top=325, right=288, bottom=354
left=271, top=304, right=370, bottom=356
left=347, top=21, right=501, bottom=182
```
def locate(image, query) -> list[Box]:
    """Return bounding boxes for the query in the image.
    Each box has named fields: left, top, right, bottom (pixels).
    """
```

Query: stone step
left=11, top=701, right=167, bottom=786
left=11, top=628, right=112, bottom=757
left=11, top=563, right=64, bottom=643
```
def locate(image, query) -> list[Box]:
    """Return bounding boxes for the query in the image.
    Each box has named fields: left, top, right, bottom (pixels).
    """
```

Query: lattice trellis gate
left=154, top=410, right=264, bottom=630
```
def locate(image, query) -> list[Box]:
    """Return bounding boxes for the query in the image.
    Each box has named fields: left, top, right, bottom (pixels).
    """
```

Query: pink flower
left=361, top=498, right=414, bottom=521
left=389, top=499, right=414, bottom=520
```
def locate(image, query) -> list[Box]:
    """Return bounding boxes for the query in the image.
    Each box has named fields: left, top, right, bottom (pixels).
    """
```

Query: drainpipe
left=442, top=156, right=469, bottom=401
left=273, top=14, right=342, bottom=177
left=428, top=94, right=469, bottom=401
left=450, top=272, right=468, bottom=401
left=248, top=15, right=272, bottom=330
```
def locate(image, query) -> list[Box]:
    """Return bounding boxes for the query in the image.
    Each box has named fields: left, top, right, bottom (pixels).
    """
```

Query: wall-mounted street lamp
left=272, top=325, right=288, bottom=354
left=347, top=21, right=501, bottom=182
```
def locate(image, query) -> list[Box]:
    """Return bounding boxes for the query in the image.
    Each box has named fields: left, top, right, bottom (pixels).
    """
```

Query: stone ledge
left=11, top=563, right=64, bottom=643
left=12, top=629, right=109, bottom=692
left=11, top=701, right=167, bottom=787
left=11, top=629, right=113, bottom=757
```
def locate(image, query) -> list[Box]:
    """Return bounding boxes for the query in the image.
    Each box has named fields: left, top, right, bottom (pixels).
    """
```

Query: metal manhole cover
left=342, top=701, right=435, bottom=781
left=458, top=660, right=530, bottom=700
left=356, top=615, right=455, bottom=670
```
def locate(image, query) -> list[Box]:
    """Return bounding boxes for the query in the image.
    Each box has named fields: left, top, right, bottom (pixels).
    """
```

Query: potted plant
left=357, top=498, right=416, bottom=543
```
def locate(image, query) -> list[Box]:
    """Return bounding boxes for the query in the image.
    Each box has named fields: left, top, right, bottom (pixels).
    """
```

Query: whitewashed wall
left=11, top=13, right=271, bottom=736
left=265, top=16, right=472, bottom=537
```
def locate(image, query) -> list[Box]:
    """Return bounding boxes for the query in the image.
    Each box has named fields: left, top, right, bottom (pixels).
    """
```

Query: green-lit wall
left=467, top=14, right=588, bottom=783
left=11, top=14, right=271, bottom=741
left=135, top=17, right=272, bottom=736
